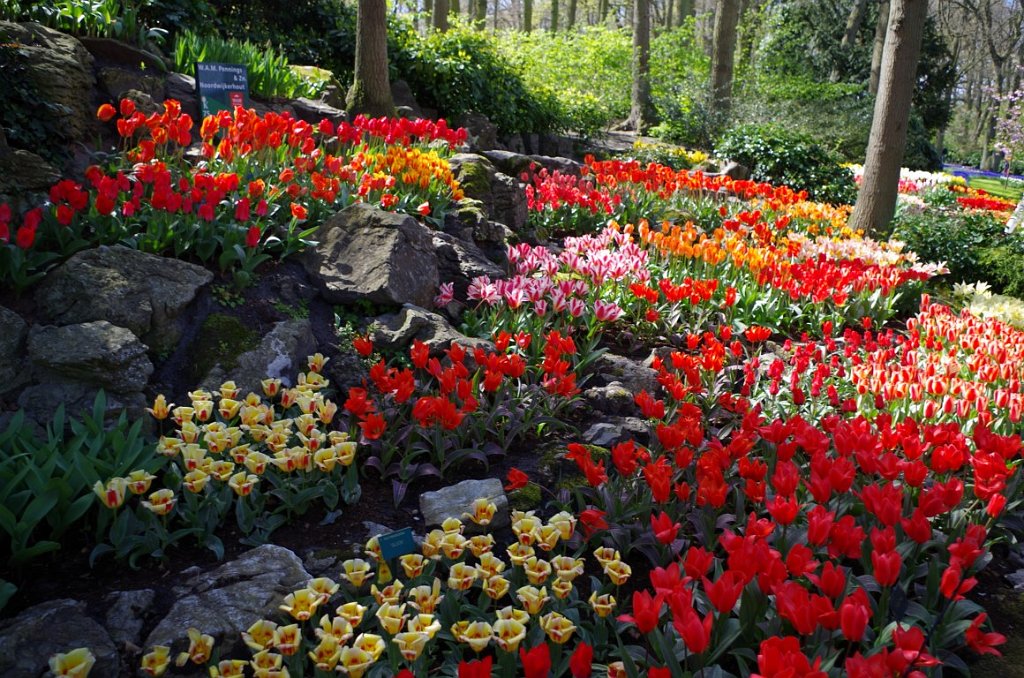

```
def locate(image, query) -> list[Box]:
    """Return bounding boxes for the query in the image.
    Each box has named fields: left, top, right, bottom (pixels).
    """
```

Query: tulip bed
left=25, top=111, right=1024, bottom=677
left=0, top=99, right=467, bottom=292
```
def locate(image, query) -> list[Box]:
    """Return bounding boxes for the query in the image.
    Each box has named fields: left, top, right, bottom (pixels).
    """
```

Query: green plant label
left=378, top=527, right=417, bottom=561
left=197, top=62, right=250, bottom=118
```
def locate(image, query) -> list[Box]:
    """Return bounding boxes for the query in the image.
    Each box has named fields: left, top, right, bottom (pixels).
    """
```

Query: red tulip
left=520, top=643, right=551, bottom=678
left=504, top=467, right=528, bottom=491
left=650, top=511, right=680, bottom=545
left=458, top=656, right=493, bottom=678
left=617, top=590, right=663, bottom=635
left=703, top=570, right=745, bottom=614
left=568, top=642, right=593, bottom=678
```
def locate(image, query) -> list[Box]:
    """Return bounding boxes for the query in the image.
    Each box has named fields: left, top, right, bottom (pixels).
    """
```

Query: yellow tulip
left=175, top=627, right=214, bottom=666
left=262, top=378, right=282, bottom=398
left=156, top=436, right=182, bottom=457
left=335, top=441, right=357, bottom=466
left=462, top=498, right=497, bottom=526
left=182, top=469, right=210, bottom=494
left=506, top=542, right=535, bottom=567
left=181, top=444, right=207, bottom=471
left=483, top=575, right=510, bottom=600
left=353, top=632, right=386, bottom=660
left=393, top=631, right=430, bottom=661
left=316, top=614, right=354, bottom=644
left=375, top=602, right=407, bottom=635
left=593, top=547, right=621, bottom=568
left=589, top=592, right=616, bottom=618
left=308, top=635, right=341, bottom=671
left=548, top=511, right=577, bottom=540
left=208, top=659, right=248, bottom=677
left=407, top=579, right=443, bottom=614
left=452, top=620, right=492, bottom=653
left=440, top=532, right=467, bottom=560
left=279, top=388, right=298, bottom=409
left=295, top=413, right=317, bottom=436
left=244, top=451, right=271, bottom=475
left=172, top=406, right=194, bottom=425
left=335, top=601, right=368, bottom=628
left=313, top=447, right=337, bottom=473
left=467, top=534, right=495, bottom=557
left=249, top=649, right=283, bottom=671
left=421, top=529, right=444, bottom=560
left=141, top=489, right=176, bottom=516
left=447, top=562, right=478, bottom=591
left=140, top=645, right=170, bottom=676
left=295, top=580, right=332, bottom=609
left=492, top=617, right=527, bottom=653
left=93, top=477, right=127, bottom=509
left=308, top=352, right=329, bottom=372
left=193, top=399, right=214, bottom=422
left=279, top=588, right=322, bottom=621
left=49, top=647, right=95, bottom=677
left=399, top=553, right=427, bottom=579
left=477, top=552, right=506, bottom=577
left=512, top=514, right=540, bottom=546
left=495, top=606, right=531, bottom=625
left=146, top=394, right=172, bottom=420
left=371, top=580, right=403, bottom=606
left=179, top=421, right=200, bottom=443
left=534, top=524, right=561, bottom=552
left=275, top=624, right=301, bottom=655
left=316, top=399, right=338, bottom=423
left=441, top=516, right=464, bottom=535
left=242, top=619, right=279, bottom=652
left=552, top=577, right=573, bottom=600
left=208, top=460, right=235, bottom=481
left=337, top=647, right=374, bottom=678
left=228, top=471, right=258, bottom=496
left=364, top=535, right=383, bottom=562
left=603, top=559, right=632, bottom=586
left=551, top=556, right=585, bottom=581
left=516, top=585, right=549, bottom=615
left=406, top=613, right=441, bottom=639
left=523, top=556, right=552, bottom=585
left=540, top=611, right=576, bottom=644
left=217, top=398, right=241, bottom=420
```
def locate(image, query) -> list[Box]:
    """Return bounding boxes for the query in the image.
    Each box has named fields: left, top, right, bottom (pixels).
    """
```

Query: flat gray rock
left=28, top=321, right=153, bottom=394
left=0, top=599, right=120, bottom=676
left=420, top=478, right=509, bottom=534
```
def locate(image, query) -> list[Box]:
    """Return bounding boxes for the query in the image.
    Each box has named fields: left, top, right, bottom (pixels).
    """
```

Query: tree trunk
left=346, top=0, right=394, bottom=118
left=627, top=0, right=655, bottom=132
left=473, top=0, right=487, bottom=25
left=523, top=0, right=533, bottom=30
left=848, top=0, right=928, bottom=236
left=868, top=0, right=889, bottom=96
left=568, top=0, right=577, bottom=27
left=433, top=0, right=450, bottom=29
left=666, top=0, right=673, bottom=29
left=709, top=0, right=741, bottom=119
left=830, top=0, right=870, bottom=81
left=676, top=0, right=692, bottom=26
left=598, top=0, right=609, bottom=23
left=550, top=0, right=559, bottom=30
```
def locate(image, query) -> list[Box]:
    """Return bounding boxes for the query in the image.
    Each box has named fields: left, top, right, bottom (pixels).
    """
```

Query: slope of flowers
left=0, top=99, right=467, bottom=291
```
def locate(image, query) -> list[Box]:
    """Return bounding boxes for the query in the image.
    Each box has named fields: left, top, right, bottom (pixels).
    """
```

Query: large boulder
left=0, top=306, right=29, bottom=397
left=449, top=154, right=528, bottom=232
left=303, top=203, right=439, bottom=308
left=291, top=97, right=347, bottom=126
left=453, top=112, right=498, bottom=152
left=0, top=599, right=120, bottom=677
left=0, top=22, right=95, bottom=142
left=27, top=321, right=153, bottom=394
left=370, top=305, right=492, bottom=355
left=17, top=381, right=146, bottom=424
left=432, top=231, right=505, bottom=296
left=0, top=149, right=61, bottom=205
left=34, top=245, right=213, bottom=353
left=146, top=545, right=311, bottom=655
left=420, top=478, right=509, bottom=534
left=203, top=319, right=316, bottom=395
left=165, top=72, right=201, bottom=126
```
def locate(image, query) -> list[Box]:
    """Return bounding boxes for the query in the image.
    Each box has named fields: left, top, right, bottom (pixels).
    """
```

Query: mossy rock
left=508, top=484, right=542, bottom=512
left=188, top=313, right=259, bottom=383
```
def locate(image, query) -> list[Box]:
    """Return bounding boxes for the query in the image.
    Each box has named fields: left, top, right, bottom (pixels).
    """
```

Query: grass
left=969, top=176, right=1024, bottom=204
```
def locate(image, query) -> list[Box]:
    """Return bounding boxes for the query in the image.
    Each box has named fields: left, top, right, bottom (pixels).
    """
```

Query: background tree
left=709, top=0, right=741, bottom=119
left=433, top=0, right=450, bottom=29
left=848, top=0, right=928, bottom=235
left=346, top=0, right=394, bottom=117
left=627, top=0, right=656, bottom=131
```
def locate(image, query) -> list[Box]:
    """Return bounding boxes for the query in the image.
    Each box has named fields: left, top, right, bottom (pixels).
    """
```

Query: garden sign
left=196, top=62, right=250, bottom=118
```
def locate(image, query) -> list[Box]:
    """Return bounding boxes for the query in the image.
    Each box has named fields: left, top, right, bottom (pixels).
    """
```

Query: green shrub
left=715, top=123, right=857, bottom=204
left=391, top=24, right=562, bottom=135
left=173, top=29, right=325, bottom=100
left=4, top=0, right=167, bottom=47
left=977, top=236, right=1024, bottom=298
left=891, top=207, right=1005, bottom=284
